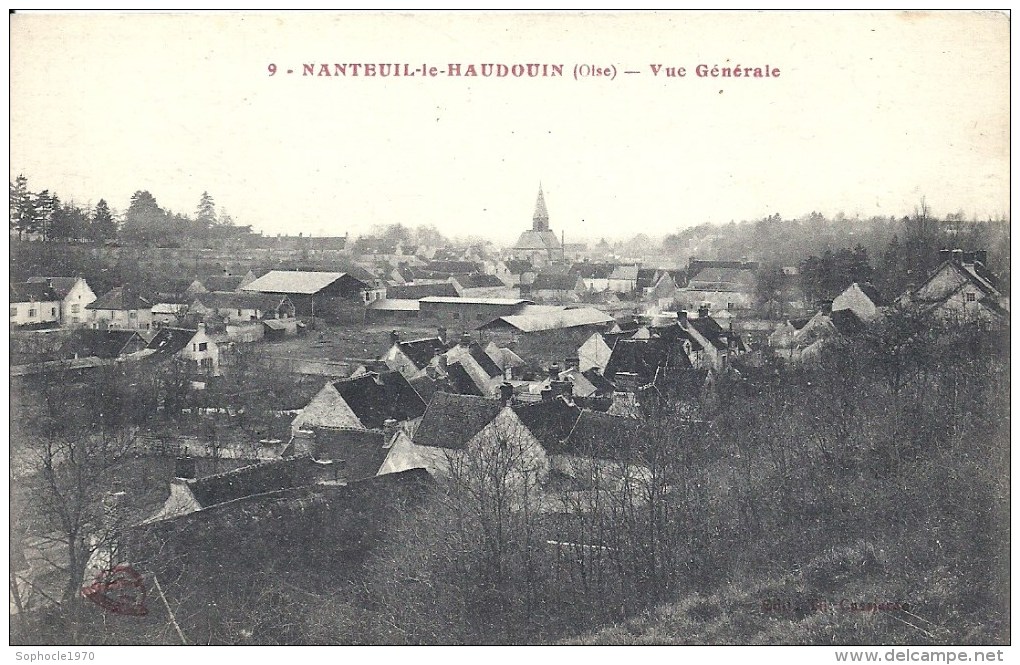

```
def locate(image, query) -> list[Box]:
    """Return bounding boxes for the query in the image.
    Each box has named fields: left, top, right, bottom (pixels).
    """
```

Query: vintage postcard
left=8, top=10, right=1010, bottom=660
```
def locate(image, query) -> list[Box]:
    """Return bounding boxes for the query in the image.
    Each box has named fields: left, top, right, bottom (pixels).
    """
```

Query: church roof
left=533, top=185, right=549, bottom=224
left=514, top=230, right=561, bottom=251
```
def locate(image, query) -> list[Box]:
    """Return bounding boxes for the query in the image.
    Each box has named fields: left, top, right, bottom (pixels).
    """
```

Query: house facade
left=85, top=287, right=154, bottom=331
left=26, top=277, right=97, bottom=326
left=10, top=282, right=61, bottom=328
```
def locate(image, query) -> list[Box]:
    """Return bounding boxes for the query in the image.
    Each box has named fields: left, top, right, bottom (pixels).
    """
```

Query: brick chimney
left=499, top=382, right=514, bottom=403
left=382, top=418, right=400, bottom=442
left=460, top=332, right=472, bottom=347
left=548, top=363, right=560, bottom=380
left=939, top=249, right=951, bottom=263
left=697, top=303, right=710, bottom=319
left=565, top=356, right=580, bottom=371
left=677, top=310, right=689, bottom=327
left=389, top=330, right=400, bottom=346
left=951, top=249, right=963, bottom=264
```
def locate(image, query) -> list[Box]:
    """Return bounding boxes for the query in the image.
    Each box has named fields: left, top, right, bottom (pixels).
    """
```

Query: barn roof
left=480, top=306, right=614, bottom=333
left=242, top=270, right=363, bottom=295
left=331, top=371, right=427, bottom=428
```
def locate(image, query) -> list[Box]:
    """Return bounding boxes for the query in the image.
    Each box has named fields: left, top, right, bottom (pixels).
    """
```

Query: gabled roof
left=420, top=296, right=531, bottom=306
left=26, top=276, right=80, bottom=299
left=453, top=274, right=507, bottom=289
left=396, top=336, right=455, bottom=369
left=198, top=275, right=246, bottom=292
left=855, top=283, right=889, bottom=307
left=561, top=411, right=646, bottom=462
left=609, top=265, right=639, bottom=280
left=60, top=329, right=145, bottom=359
left=186, top=456, right=321, bottom=509
left=532, top=273, right=582, bottom=291
left=331, top=371, right=427, bottom=428
left=480, top=306, right=614, bottom=333
left=309, top=427, right=389, bottom=481
left=385, top=282, right=459, bottom=299
left=636, top=269, right=659, bottom=290
left=582, top=368, right=617, bottom=395
left=10, top=282, right=59, bottom=303
left=86, top=287, right=152, bottom=311
left=193, top=291, right=290, bottom=312
left=465, top=342, right=502, bottom=378
left=604, top=338, right=692, bottom=384
left=146, top=327, right=197, bottom=356
left=242, top=270, right=362, bottom=295
left=830, top=308, right=865, bottom=335
left=571, top=263, right=615, bottom=279
left=512, top=398, right=581, bottom=450
left=412, top=392, right=506, bottom=449
left=688, top=316, right=728, bottom=350
left=444, top=361, right=486, bottom=396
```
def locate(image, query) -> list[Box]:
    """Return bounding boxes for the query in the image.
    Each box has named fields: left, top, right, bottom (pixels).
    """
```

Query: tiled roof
left=424, top=260, right=481, bottom=274
left=571, top=263, right=615, bottom=279
left=187, top=456, right=321, bottom=509
left=466, top=342, right=502, bottom=378
left=146, top=327, right=197, bottom=356
left=412, top=392, right=505, bottom=449
left=512, top=397, right=581, bottom=450
left=60, top=329, right=145, bottom=359
left=385, top=282, right=459, bottom=299
left=453, top=274, right=507, bottom=289
left=332, top=371, right=427, bottom=428
left=604, top=338, right=692, bottom=385
left=856, top=283, right=888, bottom=307
left=198, top=275, right=246, bottom=292
left=532, top=273, right=581, bottom=291
left=86, top=287, right=152, bottom=311
left=830, top=308, right=865, bottom=335
left=310, top=427, right=389, bottom=481
left=10, top=282, right=59, bottom=303
left=609, top=265, right=640, bottom=280
left=688, top=316, right=728, bottom=350
left=561, top=411, right=646, bottom=462
left=581, top=368, right=616, bottom=395
left=505, top=259, right=535, bottom=274
left=397, top=336, right=454, bottom=368
left=444, top=361, right=485, bottom=396
left=26, top=276, right=79, bottom=299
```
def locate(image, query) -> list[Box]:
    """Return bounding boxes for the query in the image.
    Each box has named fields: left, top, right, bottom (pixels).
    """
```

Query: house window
left=965, top=292, right=976, bottom=302
left=198, top=342, right=208, bottom=351
left=51, top=307, right=57, bottom=316
left=71, top=304, right=80, bottom=313
left=129, top=311, right=137, bottom=318
left=28, top=308, right=37, bottom=317
left=192, top=343, right=197, bottom=351
left=238, top=309, right=243, bottom=316
left=727, top=302, right=734, bottom=310
left=9, top=307, right=16, bottom=317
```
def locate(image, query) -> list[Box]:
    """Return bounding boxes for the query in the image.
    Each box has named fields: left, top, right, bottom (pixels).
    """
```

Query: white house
left=86, top=287, right=153, bottom=331
left=10, top=282, right=61, bottom=327
left=26, top=277, right=97, bottom=326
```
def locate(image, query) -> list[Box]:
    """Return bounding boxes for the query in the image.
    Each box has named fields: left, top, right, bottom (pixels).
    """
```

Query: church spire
left=532, top=183, right=549, bottom=231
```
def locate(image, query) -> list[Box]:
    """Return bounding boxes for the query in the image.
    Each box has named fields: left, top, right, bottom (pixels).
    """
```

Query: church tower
left=532, top=184, right=549, bottom=232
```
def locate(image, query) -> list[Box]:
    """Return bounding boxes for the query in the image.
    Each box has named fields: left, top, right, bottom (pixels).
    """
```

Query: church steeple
left=532, top=184, right=549, bottom=231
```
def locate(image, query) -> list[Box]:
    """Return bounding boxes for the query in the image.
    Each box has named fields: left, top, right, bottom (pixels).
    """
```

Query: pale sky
left=9, top=11, right=1010, bottom=245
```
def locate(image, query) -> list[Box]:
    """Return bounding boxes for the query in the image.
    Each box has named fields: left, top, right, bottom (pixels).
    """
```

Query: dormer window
left=965, top=292, right=976, bottom=302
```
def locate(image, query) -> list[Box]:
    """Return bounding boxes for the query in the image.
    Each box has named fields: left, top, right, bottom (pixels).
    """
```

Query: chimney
left=389, top=330, right=400, bottom=346
left=540, top=386, right=554, bottom=401
left=565, top=356, right=580, bottom=371
left=677, top=310, right=688, bottom=327
left=174, top=456, right=197, bottom=480
left=460, top=332, right=472, bottom=347
left=548, top=363, right=560, bottom=380
left=382, top=418, right=400, bottom=440
left=499, top=382, right=514, bottom=403
left=697, top=303, right=710, bottom=319
left=939, top=249, right=951, bottom=264
left=975, top=250, right=988, bottom=265
left=951, top=249, right=963, bottom=264
left=437, top=326, right=447, bottom=344
left=292, top=428, right=315, bottom=456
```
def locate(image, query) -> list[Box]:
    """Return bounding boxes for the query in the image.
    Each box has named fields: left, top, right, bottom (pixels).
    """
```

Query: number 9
left=268, top=63, right=277, bottom=76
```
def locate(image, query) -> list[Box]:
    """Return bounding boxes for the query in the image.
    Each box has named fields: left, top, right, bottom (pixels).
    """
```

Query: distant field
left=262, top=321, right=441, bottom=362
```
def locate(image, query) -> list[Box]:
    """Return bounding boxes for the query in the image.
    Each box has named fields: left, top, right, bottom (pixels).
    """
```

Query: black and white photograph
left=8, top=9, right=1011, bottom=658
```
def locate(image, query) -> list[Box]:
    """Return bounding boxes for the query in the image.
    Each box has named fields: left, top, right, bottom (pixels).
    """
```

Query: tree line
left=9, top=175, right=250, bottom=246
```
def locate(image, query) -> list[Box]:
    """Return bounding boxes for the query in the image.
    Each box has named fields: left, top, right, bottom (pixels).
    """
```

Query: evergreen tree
left=195, top=191, right=217, bottom=234
left=120, top=191, right=166, bottom=245
left=33, top=190, right=58, bottom=240
left=89, top=199, right=117, bottom=242
left=9, top=174, right=34, bottom=240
